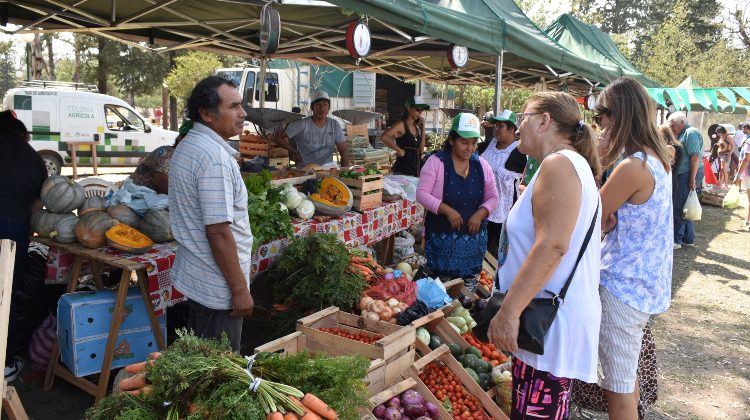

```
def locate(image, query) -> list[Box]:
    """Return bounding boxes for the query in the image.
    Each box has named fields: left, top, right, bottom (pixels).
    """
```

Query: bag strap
left=550, top=200, right=599, bottom=304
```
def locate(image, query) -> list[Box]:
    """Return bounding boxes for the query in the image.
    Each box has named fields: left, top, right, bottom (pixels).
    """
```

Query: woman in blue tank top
left=596, top=78, right=674, bottom=420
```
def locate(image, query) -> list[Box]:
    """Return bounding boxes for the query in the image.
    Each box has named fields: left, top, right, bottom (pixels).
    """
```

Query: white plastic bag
left=722, top=186, right=741, bottom=209
left=683, top=189, right=702, bottom=221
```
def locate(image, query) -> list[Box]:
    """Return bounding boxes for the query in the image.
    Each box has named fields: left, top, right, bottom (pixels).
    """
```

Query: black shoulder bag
left=473, top=202, right=599, bottom=355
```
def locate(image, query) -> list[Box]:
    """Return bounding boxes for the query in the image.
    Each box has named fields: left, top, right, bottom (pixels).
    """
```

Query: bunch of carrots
left=347, top=249, right=385, bottom=282
left=265, top=393, right=338, bottom=420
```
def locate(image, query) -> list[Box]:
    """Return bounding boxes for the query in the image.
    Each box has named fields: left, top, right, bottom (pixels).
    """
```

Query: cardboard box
left=57, top=289, right=159, bottom=341
left=346, top=124, right=369, bottom=137
left=59, top=321, right=166, bottom=377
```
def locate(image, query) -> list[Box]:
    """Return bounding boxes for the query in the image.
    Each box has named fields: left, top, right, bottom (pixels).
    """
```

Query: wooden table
left=66, top=141, right=99, bottom=179
left=34, top=237, right=166, bottom=403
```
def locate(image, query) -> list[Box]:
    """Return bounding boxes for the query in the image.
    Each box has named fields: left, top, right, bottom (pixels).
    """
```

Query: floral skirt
left=424, top=227, right=487, bottom=279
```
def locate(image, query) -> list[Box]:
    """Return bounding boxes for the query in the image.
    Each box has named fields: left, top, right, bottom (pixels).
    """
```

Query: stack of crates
left=57, top=288, right=166, bottom=377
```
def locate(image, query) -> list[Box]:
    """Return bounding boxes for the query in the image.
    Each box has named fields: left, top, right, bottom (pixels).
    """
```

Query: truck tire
left=39, top=151, right=63, bottom=176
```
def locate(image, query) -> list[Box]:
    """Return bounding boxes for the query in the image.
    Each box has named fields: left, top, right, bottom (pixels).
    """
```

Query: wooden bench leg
left=70, top=145, right=78, bottom=180
left=43, top=256, right=84, bottom=391
left=94, top=269, right=131, bottom=402
left=91, top=144, right=99, bottom=176
left=136, top=270, right=166, bottom=350
left=3, top=384, right=28, bottom=420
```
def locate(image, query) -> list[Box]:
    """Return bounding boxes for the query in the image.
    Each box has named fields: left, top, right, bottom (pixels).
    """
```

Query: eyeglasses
left=593, top=106, right=611, bottom=124
left=516, top=112, right=543, bottom=124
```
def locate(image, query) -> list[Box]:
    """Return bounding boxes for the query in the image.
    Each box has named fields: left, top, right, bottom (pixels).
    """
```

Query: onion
left=386, top=397, right=401, bottom=408
left=397, top=302, right=408, bottom=312
left=360, top=296, right=374, bottom=311
left=384, top=272, right=394, bottom=281
left=400, top=390, right=425, bottom=407
left=366, top=311, right=381, bottom=321
left=361, top=310, right=370, bottom=318
left=380, top=307, right=394, bottom=321
left=424, top=402, right=439, bottom=419
left=387, top=298, right=400, bottom=307
left=369, top=299, right=386, bottom=313
left=372, top=404, right=386, bottom=418
left=386, top=317, right=398, bottom=324
left=403, top=404, right=425, bottom=418
left=383, top=407, right=401, bottom=420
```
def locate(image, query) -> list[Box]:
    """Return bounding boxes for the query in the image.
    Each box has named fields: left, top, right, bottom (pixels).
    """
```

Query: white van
left=3, top=81, right=178, bottom=175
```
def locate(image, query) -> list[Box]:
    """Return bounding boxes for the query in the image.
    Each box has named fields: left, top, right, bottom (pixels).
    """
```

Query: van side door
left=103, top=104, right=150, bottom=165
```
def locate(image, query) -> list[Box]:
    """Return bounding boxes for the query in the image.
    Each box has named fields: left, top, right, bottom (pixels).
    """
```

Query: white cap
left=311, top=90, right=330, bottom=106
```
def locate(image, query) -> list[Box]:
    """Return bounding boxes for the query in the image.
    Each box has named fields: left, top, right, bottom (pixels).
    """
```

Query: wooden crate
left=346, top=124, right=369, bottom=137
left=269, top=168, right=315, bottom=187
left=700, top=190, right=725, bottom=207
left=254, top=331, right=386, bottom=394
left=408, top=345, right=508, bottom=419
left=296, top=307, right=415, bottom=387
left=340, top=174, right=384, bottom=210
left=411, top=307, right=472, bottom=357
left=269, top=146, right=288, bottom=158
left=365, top=377, right=444, bottom=416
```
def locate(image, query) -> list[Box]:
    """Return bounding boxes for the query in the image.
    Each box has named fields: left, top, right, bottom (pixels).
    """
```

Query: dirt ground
left=10, top=190, right=750, bottom=420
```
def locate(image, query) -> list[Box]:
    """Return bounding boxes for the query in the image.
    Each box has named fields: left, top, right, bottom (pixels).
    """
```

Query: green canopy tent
left=5, top=0, right=655, bottom=95
left=646, top=77, right=750, bottom=114
left=544, top=13, right=660, bottom=88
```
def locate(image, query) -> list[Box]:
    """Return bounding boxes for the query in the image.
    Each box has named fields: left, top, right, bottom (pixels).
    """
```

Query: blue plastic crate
left=57, top=289, right=157, bottom=341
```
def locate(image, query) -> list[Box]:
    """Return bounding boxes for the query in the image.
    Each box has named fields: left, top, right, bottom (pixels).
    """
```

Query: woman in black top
left=380, top=96, right=429, bottom=176
left=0, top=111, right=48, bottom=381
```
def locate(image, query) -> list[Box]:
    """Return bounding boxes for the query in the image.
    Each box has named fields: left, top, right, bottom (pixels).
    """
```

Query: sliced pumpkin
left=308, top=177, right=352, bottom=217
left=105, top=224, right=154, bottom=254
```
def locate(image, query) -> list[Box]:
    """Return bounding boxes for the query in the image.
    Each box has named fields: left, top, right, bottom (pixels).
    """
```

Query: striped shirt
left=168, top=122, right=253, bottom=310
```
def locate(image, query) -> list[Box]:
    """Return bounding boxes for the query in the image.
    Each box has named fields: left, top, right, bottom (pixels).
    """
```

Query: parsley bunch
left=244, top=171, right=295, bottom=251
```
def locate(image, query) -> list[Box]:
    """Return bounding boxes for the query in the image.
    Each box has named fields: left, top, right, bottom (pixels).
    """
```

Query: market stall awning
left=647, top=77, right=750, bottom=113
left=6, top=0, right=646, bottom=93
left=544, top=14, right=660, bottom=88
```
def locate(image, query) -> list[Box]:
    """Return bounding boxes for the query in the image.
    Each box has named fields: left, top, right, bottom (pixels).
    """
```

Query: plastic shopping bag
left=415, top=277, right=452, bottom=309
left=683, top=189, right=702, bottom=221
left=722, top=186, right=741, bottom=209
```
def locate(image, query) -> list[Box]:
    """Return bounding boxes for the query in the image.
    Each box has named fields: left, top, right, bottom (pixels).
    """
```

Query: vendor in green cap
left=130, top=119, right=192, bottom=194
left=416, top=112, right=499, bottom=279
left=380, top=96, right=429, bottom=176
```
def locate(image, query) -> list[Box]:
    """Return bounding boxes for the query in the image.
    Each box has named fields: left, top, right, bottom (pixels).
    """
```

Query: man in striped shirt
left=168, top=76, right=253, bottom=352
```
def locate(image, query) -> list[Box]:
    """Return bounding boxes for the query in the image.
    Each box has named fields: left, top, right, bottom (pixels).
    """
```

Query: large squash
left=41, top=176, right=86, bottom=213
left=50, top=216, right=80, bottom=243
left=105, top=224, right=153, bottom=254
left=78, top=196, right=107, bottom=216
left=75, top=211, right=119, bottom=248
left=31, top=210, right=76, bottom=238
left=308, top=177, right=352, bottom=217
left=140, top=209, right=173, bottom=242
left=107, top=204, right=142, bottom=229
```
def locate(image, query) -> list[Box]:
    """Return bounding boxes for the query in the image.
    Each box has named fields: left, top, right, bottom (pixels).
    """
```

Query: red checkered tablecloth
left=45, top=199, right=424, bottom=315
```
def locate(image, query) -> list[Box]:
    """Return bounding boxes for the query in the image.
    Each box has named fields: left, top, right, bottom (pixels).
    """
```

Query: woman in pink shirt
left=417, top=113, right=498, bottom=279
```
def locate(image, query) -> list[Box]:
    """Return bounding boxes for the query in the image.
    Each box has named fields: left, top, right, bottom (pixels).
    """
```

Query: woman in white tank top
left=488, top=92, right=602, bottom=419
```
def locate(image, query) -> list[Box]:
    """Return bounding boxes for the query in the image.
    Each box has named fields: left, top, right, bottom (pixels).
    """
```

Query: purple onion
left=403, top=404, right=426, bottom=418
left=413, top=417, right=432, bottom=420
left=383, top=407, right=402, bottom=420
left=400, top=389, right=426, bottom=406
left=424, top=402, right=439, bottom=419
left=387, top=397, right=401, bottom=409
left=372, top=404, right=386, bottom=418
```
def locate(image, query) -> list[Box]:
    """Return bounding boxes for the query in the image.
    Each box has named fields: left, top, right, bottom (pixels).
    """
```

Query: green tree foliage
left=0, top=41, right=16, bottom=99
left=109, top=44, right=170, bottom=104
left=164, top=51, right=222, bottom=101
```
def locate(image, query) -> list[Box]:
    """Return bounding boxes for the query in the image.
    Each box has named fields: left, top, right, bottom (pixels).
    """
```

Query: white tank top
left=497, top=149, right=602, bottom=382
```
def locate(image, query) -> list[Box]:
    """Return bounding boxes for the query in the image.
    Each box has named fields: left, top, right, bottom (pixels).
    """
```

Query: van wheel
left=39, top=151, right=63, bottom=176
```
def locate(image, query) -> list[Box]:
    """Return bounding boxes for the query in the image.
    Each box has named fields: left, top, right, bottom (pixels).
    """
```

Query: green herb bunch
left=269, top=233, right=367, bottom=311
left=244, top=171, right=295, bottom=251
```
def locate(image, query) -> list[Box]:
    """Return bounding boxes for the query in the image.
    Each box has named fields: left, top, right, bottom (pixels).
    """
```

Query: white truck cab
left=3, top=81, right=178, bottom=176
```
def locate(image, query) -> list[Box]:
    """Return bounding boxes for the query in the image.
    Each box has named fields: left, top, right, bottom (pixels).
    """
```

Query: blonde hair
left=525, top=92, right=601, bottom=179
left=658, top=125, right=677, bottom=146
left=599, top=78, right=671, bottom=171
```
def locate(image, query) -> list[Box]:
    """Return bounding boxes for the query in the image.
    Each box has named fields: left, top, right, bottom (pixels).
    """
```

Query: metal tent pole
left=493, top=50, right=504, bottom=114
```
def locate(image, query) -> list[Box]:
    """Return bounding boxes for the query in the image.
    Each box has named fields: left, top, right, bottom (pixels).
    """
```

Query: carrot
left=267, top=412, right=284, bottom=420
left=349, top=256, right=372, bottom=264
left=350, top=263, right=373, bottom=276
left=283, top=413, right=300, bottom=420
left=300, top=414, right=322, bottom=420
left=287, top=396, right=310, bottom=415
left=124, top=361, right=147, bottom=374
left=301, top=393, right=338, bottom=419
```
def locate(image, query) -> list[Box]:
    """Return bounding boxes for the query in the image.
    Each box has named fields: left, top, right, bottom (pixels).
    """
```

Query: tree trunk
left=46, top=36, right=56, bottom=80
left=97, top=37, right=107, bottom=94
left=161, top=85, right=169, bottom=128
left=32, top=34, right=46, bottom=80
left=73, top=37, right=81, bottom=83
left=168, top=52, right=178, bottom=131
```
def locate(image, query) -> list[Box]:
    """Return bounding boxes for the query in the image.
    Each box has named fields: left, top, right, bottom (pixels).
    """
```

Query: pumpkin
left=78, top=196, right=107, bottom=215
left=41, top=176, right=86, bottom=213
left=140, top=209, right=173, bottom=242
left=107, top=204, right=142, bottom=229
left=308, top=177, right=352, bottom=217
left=75, top=211, right=119, bottom=248
left=105, top=224, right=154, bottom=254
left=49, top=216, right=80, bottom=243
left=31, top=210, right=77, bottom=237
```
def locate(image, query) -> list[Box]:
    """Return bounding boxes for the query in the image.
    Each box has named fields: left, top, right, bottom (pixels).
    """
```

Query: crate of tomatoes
left=254, top=331, right=387, bottom=393
left=296, top=307, right=416, bottom=387
left=409, top=345, right=508, bottom=419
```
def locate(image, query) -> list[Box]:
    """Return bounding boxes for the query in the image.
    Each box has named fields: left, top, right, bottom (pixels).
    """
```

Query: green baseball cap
left=488, top=109, right=517, bottom=125
left=404, top=96, right=430, bottom=110
left=451, top=113, right=481, bottom=138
